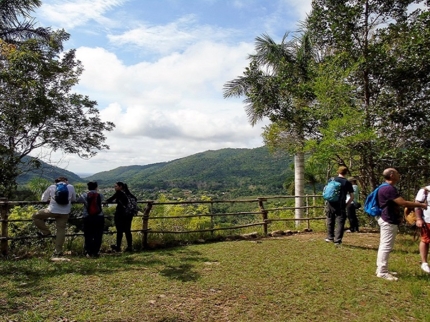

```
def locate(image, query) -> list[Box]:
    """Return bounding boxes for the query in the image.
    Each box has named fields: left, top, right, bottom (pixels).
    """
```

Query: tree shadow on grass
left=0, top=247, right=212, bottom=319
left=159, top=263, right=201, bottom=282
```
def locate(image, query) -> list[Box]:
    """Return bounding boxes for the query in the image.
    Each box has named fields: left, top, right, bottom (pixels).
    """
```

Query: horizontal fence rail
left=0, top=195, right=327, bottom=256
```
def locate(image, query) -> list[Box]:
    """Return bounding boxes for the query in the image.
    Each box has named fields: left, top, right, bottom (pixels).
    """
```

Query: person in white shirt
left=32, top=176, right=76, bottom=258
left=346, top=177, right=360, bottom=232
left=415, top=186, right=430, bottom=273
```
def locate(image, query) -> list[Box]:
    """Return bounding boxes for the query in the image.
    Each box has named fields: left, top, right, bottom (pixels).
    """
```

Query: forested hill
left=86, top=147, right=294, bottom=196
left=17, top=156, right=82, bottom=184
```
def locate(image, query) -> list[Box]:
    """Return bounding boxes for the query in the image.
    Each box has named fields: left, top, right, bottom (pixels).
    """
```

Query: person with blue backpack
left=324, top=166, right=354, bottom=246
left=374, top=168, right=427, bottom=281
left=32, top=176, right=77, bottom=259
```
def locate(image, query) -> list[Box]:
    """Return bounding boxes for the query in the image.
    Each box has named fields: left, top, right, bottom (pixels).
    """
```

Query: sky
left=32, top=0, right=312, bottom=175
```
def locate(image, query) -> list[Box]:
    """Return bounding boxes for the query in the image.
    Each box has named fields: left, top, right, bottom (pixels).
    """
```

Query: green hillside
left=17, top=156, right=83, bottom=185
left=86, top=147, right=293, bottom=196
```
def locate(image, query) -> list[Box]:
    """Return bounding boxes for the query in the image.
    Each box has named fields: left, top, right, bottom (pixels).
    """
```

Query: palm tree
left=223, top=32, right=317, bottom=224
left=0, top=0, right=51, bottom=44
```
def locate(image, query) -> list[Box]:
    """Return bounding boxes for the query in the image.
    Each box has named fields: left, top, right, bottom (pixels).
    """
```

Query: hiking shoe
left=124, top=247, right=133, bottom=253
left=421, top=263, right=430, bottom=273
left=325, top=238, right=334, bottom=243
left=377, top=273, right=398, bottom=281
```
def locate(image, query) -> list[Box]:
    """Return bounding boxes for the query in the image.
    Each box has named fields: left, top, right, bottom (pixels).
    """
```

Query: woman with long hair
left=106, top=182, right=137, bottom=252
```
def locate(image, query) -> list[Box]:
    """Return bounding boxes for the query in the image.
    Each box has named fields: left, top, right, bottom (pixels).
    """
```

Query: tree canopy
left=0, top=1, right=115, bottom=197
left=307, top=0, right=430, bottom=193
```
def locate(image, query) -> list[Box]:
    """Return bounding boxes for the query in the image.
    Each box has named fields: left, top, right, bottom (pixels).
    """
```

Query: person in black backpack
left=77, top=181, right=104, bottom=258
left=325, top=166, right=354, bottom=246
left=106, top=182, right=137, bottom=252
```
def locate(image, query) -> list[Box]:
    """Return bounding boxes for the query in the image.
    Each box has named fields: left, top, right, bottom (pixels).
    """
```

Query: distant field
left=1, top=231, right=429, bottom=322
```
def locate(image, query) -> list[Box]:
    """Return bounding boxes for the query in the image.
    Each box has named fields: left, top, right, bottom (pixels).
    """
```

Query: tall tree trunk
left=294, top=152, right=305, bottom=226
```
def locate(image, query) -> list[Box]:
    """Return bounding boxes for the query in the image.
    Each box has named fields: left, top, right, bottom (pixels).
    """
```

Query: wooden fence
left=0, top=195, right=326, bottom=256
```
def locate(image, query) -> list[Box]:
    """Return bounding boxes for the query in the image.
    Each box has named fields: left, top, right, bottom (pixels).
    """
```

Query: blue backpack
left=323, top=178, right=342, bottom=202
left=364, top=183, right=389, bottom=216
left=54, top=182, right=69, bottom=205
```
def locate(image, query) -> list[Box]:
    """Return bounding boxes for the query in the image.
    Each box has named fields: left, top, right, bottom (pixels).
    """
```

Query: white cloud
left=30, top=0, right=308, bottom=174
left=38, top=0, right=127, bottom=29
left=59, top=38, right=266, bottom=173
left=107, top=15, right=239, bottom=54
left=282, top=0, right=312, bottom=20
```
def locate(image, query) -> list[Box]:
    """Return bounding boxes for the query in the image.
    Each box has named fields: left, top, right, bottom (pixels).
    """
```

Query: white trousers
left=376, top=217, right=398, bottom=274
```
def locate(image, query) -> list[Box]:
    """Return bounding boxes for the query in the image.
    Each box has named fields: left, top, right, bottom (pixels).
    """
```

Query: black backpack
left=122, top=193, right=138, bottom=218
left=86, top=191, right=102, bottom=215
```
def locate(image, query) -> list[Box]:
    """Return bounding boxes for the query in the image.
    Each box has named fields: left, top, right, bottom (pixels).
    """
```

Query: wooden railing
left=0, top=195, right=326, bottom=256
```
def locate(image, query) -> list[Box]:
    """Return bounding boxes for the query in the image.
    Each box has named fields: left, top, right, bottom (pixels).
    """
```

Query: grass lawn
left=1, top=230, right=430, bottom=322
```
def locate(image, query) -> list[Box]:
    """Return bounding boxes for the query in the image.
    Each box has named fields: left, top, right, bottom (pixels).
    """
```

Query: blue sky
left=32, top=0, right=312, bottom=175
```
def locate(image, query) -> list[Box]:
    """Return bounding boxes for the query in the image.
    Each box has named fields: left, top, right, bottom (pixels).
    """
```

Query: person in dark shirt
left=76, top=181, right=104, bottom=258
left=325, top=166, right=354, bottom=245
left=105, top=182, right=137, bottom=252
left=375, top=168, right=427, bottom=281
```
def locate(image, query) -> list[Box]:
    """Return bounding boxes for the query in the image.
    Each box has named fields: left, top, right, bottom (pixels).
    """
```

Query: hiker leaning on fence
left=325, top=166, right=354, bottom=246
left=414, top=186, right=430, bottom=274
left=77, top=181, right=104, bottom=258
left=32, top=176, right=77, bottom=259
left=105, top=182, right=137, bottom=253
left=375, top=168, right=427, bottom=281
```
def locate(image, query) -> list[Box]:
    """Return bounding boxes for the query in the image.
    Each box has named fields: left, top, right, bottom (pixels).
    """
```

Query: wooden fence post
left=210, top=202, right=214, bottom=237
left=0, top=197, right=8, bottom=256
left=142, top=202, right=153, bottom=250
left=306, top=195, right=310, bottom=230
left=258, top=198, right=268, bottom=236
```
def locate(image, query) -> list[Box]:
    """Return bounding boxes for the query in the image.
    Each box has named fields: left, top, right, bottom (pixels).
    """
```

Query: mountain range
left=19, top=147, right=294, bottom=195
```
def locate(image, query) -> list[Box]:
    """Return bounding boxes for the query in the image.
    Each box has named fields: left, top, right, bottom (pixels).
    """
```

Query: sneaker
left=377, top=273, right=398, bottom=281
left=325, top=238, right=334, bottom=243
left=51, top=252, right=64, bottom=259
left=334, top=242, right=342, bottom=247
left=421, top=263, right=430, bottom=273
left=124, top=247, right=133, bottom=253
left=375, top=269, right=398, bottom=275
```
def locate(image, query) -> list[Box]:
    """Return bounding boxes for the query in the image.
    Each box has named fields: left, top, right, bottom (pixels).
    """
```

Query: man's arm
left=40, top=186, right=52, bottom=202
left=393, top=196, right=427, bottom=210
